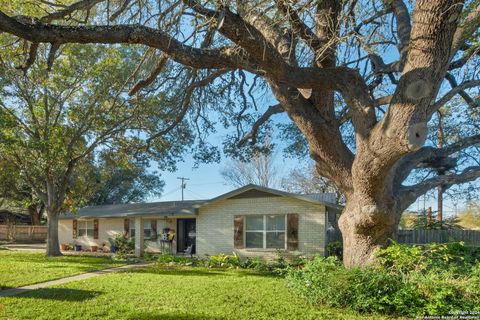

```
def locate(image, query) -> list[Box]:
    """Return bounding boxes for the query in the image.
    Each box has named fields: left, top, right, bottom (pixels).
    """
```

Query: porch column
left=134, top=217, right=144, bottom=257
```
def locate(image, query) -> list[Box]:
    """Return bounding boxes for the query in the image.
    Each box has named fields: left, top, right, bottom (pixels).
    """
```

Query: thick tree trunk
left=46, top=211, right=62, bottom=256
left=28, top=205, right=42, bottom=225
left=338, top=200, right=398, bottom=267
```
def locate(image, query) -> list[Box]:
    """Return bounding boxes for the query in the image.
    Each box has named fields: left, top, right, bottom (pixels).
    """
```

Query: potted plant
left=73, top=241, right=82, bottom=252
left=108, top=238, right=118, bottom=253
left=60, top=243, right=68, bottom=251
left=91, top=245, right=98, bottom=252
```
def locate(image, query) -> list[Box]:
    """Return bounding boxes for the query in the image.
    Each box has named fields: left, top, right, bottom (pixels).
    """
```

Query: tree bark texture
left=46, top=211, right=62, bottom=256
left=28, top=205, right=43, bottom=225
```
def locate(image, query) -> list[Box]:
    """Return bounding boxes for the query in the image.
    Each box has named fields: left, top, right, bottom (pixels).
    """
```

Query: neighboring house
left=0, top=210, right=31, bottom=225
left=59, top=184, right=342, bottom=258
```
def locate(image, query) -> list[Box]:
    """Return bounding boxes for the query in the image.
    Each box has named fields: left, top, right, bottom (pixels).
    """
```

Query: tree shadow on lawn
left=127, top=267, right=279, bottom=279
left=10, top=288, right=102, bottom=301
left=126, top=310, right=224, bottom=320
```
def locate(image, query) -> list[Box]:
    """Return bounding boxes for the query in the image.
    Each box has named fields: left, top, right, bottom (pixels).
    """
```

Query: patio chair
left=183, top=245, right=193, bottom=257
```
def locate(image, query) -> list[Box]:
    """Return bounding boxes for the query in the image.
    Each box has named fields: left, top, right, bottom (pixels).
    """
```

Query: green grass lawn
left=0, top=251, right=124, bottom=289
left=0, top=265, right=396, bottom=320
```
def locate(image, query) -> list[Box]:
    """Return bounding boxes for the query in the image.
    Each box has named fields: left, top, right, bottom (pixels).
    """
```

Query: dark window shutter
left=287, top=213, right=299, bottom=250
left=234, top=215, right=245, bottom=249
left=72, top=219, right=78, bottom=239
left=93, top=219, right=99, bottom=239
left=151, top=219, right=157, bottom=239
left=124, top=219, right=130, bottom=238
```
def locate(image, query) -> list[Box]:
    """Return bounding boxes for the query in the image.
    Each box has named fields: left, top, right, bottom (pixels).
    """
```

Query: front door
left=177, top=218, right=196, bottom=254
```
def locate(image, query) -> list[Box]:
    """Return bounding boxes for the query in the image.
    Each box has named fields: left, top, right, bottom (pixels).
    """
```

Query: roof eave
left=199, top=184, right=344, bottom=210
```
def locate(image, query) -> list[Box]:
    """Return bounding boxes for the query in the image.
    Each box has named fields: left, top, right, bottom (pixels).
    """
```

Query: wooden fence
left=0, top=225, right=47, bottom=242
left=397, top=229, right=480, bottom=246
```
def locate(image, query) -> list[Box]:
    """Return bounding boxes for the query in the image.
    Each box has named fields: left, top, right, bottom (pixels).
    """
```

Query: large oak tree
left=0, top=0, right=479, bottom=266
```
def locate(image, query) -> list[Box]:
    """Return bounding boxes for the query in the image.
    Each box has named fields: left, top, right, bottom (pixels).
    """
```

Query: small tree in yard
left=0, top=159, right=45, bottom=225
left=281, top=164, right=343, bottom=203
left=0, top=1, right=479, bottom=266
left=86, top=152, right=165, bottom=206
left=0, top=44, right=188, bottom=256
left=221, top=138, right=278, bottom=188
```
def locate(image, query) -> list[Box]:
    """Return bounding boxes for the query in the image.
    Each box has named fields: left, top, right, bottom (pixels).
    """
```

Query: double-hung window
left=130, top=220, right=136, bottom=238
left=129, top=219, right=152, bottom=238
left=245, top=215, right=286, bottom=249
left=144, top=220, right=152, bottom=239
left=78, top=220, right=94, bottom=237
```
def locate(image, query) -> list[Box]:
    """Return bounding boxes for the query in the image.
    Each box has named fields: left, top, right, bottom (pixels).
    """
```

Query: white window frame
left=129, top=219, right=136, bottom=238
left=244, top=215, right=287, bottom=250
left=129, top=219, right=152, bottom=239
left=78, top=220, right=94, bottom=238
left=143, top=220, right=152, bottom=239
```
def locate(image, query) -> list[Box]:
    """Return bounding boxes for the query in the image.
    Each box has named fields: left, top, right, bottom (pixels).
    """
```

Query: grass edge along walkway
left=0, top=262, right=153, bottom=297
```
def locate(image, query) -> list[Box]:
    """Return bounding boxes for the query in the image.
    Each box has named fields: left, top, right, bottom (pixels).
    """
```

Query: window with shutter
left=78, top=220, right=94, bottom=237
left=244, top=215, right=286, bottom=249
left=150, top=220, right=157, bottom=239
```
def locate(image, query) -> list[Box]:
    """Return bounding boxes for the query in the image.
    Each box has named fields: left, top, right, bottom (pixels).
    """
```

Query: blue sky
left=151, top=147, right=300, bottom=202
left=153, top=158, right=465, bottom=217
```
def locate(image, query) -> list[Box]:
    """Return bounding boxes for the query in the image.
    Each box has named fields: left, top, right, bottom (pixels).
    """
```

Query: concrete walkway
left=0, top=262, right=153, bottom=297
left=0, top=243, right=46, bottom=252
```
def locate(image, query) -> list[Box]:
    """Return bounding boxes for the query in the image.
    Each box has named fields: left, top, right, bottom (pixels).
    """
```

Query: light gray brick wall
left=59, top=217, right=176, bottom=252
left=196, top=197, right=326, bottom=258
left=59, top=218, right=123, bottom=249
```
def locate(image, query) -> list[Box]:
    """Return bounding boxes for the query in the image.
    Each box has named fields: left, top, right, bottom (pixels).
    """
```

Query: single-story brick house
left=59, top=184, right=342, bottom=258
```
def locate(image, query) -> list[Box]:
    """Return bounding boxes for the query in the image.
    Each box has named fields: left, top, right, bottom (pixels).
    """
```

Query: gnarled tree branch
left=145, top=69, right=229, bottom=146
left=392, top=134, right=480, bottom=190
left=440, top=73, right=479, bottom=110
left=129, top=54, right=169, bottom=96
left=0, top=11, right=249, bottom=71
left=399, top=166, right=480, bottom=209
left=450, top=4, right=480, bottom=58
left=237, top=104, right=284, bottom=147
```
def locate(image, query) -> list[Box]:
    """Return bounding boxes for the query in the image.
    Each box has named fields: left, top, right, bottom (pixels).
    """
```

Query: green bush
left=286, top=242, right=480, bottom=317
left=112, top=234, right=135, bottom=258
left=326, top=241, right=343, bottom=260
left=376, top=241, right=480, bottom=274
left=205, top=253, right=241, bottom=268
left=157, top=254, right=198, bottom=266
left=242, top=257, right=269, bottom=271
left=240, top=255, right=294, bottom=275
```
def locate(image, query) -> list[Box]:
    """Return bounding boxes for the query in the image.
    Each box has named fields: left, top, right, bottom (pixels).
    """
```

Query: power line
left=188, top=181, right=224, bottom=186
left=161, top=187, right=181, bottom=197
left=184, top=189, right=202, bottom=200
left=185, top=188, right=208, bottom=199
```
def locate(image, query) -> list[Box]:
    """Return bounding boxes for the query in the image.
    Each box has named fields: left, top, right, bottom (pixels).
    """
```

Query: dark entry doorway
left=177, top=218, right=196, bottom=254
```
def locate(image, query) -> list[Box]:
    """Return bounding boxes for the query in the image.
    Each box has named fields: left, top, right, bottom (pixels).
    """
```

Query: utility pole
left=436, top=111, right=445, bottom=228
left=177, top=177, right=190, bottom=201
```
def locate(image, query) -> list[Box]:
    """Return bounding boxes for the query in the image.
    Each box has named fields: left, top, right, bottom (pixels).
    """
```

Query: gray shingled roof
left=302, top=193, right=337, bottom=204
left=204, top=184, right=342, bottom=209
left=60, top=200, right=205, bottom=219
left=60, top=185, right=343, bottom=220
